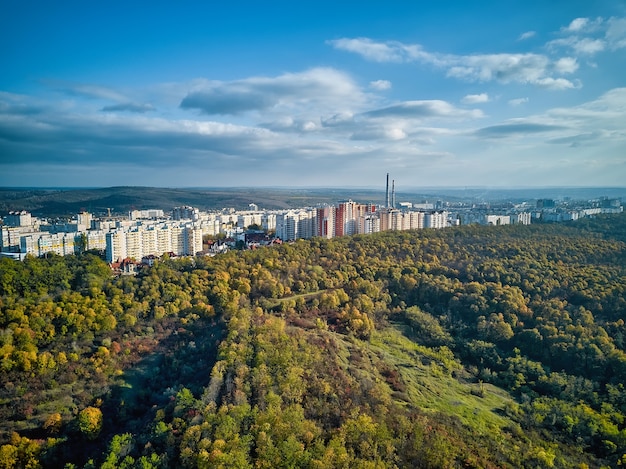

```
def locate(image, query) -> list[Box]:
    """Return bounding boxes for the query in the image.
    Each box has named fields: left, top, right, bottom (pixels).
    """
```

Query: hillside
left=0, top=187, right=387, bottom=217
left=1, top=214, right=626, bottom=467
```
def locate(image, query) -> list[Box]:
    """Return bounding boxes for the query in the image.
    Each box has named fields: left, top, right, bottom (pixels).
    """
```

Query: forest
left=1, top=213, right=626, bottom=468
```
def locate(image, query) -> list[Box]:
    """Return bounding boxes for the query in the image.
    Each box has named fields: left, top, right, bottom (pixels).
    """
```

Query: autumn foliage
left=1, top=213, right=626, bottom=467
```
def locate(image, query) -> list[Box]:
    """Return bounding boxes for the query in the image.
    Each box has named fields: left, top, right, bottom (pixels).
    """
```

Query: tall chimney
left=392, top=180, right=395, bottom=209
left=385, top=173, right=390, bottom=209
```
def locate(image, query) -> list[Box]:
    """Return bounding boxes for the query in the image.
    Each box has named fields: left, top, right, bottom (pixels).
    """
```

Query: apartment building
left=20, top=232, right=76, bottom=257
left=106, top=225, right=202, bottom=262
left=424, top=211, right=449, bottom=229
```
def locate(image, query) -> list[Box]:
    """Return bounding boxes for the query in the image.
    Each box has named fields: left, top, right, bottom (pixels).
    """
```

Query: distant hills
left=0, top=187, right=374, bottom=217
left=1, top=186, right=624, bottom=218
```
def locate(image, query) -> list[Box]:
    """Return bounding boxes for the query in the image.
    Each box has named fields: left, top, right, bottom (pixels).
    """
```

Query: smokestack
left=385, top=173, right=390, bottom=209
left=392, top=180, right=396, bottom=209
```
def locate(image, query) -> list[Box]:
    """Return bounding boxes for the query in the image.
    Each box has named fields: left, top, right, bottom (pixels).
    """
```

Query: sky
left=1, top=1, right=626, bottom=189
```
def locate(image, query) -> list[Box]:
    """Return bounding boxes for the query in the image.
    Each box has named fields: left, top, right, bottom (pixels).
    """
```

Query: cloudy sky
left=1, top=1, right=625, bottom=188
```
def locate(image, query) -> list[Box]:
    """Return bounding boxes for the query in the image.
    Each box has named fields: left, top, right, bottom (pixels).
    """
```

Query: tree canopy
left=1, top=213, right=626, bottom=467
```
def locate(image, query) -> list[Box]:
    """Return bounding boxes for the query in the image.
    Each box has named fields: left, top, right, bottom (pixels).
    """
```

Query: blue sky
left=1, top=1, right=625, bottom=188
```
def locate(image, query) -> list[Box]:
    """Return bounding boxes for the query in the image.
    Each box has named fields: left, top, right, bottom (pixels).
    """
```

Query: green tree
left=78, top=406, right=103, bottom=440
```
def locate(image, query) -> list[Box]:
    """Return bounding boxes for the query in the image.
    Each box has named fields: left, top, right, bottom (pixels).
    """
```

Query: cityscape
left=3, top=2, right=626, bottom=467
left=1, top=175, right=622, bottom=265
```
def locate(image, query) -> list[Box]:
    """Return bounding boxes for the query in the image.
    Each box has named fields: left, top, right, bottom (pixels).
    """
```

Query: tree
left=78, top=406, right=103, bottom=440
left=44, top=412, right=62, bottom=435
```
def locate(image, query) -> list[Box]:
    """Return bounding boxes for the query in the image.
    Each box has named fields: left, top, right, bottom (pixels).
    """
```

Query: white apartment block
left=105, top=225, right=203, bottom=262
left=237, top=212, right=263, bottom=229
left=130, top=209, right=164, bottom=220
left=276, top=211, right=298, bottom=241
left=186, top=227, right=203, bottom=256
left=157, top=227, right=172, bottom=254
left=86, top=231, right=107, bottom=251
left=275, top=210, right=315, bottom=241
left=106, top=231, right=127, bottom=262
left=359, top=215, right=380, bottom=234
left=513, top=212, right=532, bottom=225
left=262, top=213, right=276, bottom=231
left=170, top=227, right=186, bottom=256
left=424, top=211, right=449, bottom=229
left=1, top=226, right=39, bottom=252
left=484, top=215, right=511, bottom=226
left=20, top=232, right=76, bottom=257
left=77, top=212, right=93, bottom=231
left=297, top=210, right=316, bottom=240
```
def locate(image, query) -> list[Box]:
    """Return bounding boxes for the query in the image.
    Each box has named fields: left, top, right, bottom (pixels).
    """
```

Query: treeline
left=1, top=213, right=626, bottom=467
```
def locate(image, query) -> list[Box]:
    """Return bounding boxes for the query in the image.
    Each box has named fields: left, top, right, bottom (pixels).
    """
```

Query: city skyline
left=1, top=1, right=626, bottom=188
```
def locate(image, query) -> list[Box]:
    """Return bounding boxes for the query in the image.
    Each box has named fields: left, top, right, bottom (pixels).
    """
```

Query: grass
left=273, top=290, right=328, bottom=304
left=367, top=324, right=516, bottom=436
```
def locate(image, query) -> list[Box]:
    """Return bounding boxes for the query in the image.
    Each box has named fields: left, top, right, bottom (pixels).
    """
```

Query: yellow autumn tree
left=78, top=406, right=103, bottom=440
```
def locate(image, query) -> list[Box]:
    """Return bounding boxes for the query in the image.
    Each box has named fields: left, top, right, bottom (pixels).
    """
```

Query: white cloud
left=553, top=57, right=579, bottom=74
left=549, top=16, right=626, bottom=55
left=351, top=127, right=407, bottom=141
left=301, top=121, right=317, bottom=131
left=533, top=77, right=580, bottom=90
left=562, top=17, right=604, bottom=34
left=327, top=37, right=428, bottom=63
left=445, top=53, right=580, bottom=89
left=461, top=93, right=489, bottom=104
left=3, top=82, right=625, bottom=187
left=549, top=37, right=606, bottom=55
left=606, top=17, right=626, bottom=49
left=476, top=88, right=626, bottom=144
left=261, top=117, right=320, bottom=133
left=508, top=97, right=529, bottom=106
left=547, top=87, right=626, bottom=122
left=364, top=100, right=483, bottom=119
left=564, top=18, right=589, bottom=33
left=574, top=38, right=606, bottom=55
left=518, top=31, right=536, bottom=41
left=330, top=38, right=580, bottom=89
left=369, top=79, right=392, bottom=90
left=180, top=68, right=367, bottom=116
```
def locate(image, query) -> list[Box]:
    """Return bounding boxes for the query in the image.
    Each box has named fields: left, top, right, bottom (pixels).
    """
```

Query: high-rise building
left=77, top=212, right=92, bottom=231
left=408, top=211, right=425, bottom=230
left=316, top=206, right=335, bottom=239
left=106, top=231, right=127, bottom=262
left=424, top=211, right=449, bottom=229
left=105, top=225, right=204, bottom=262
left=5, top=211, right=32, bottom=227
left=86, top=231, right=107, bottom=251
left=172, top=206, right=200, bottom=221
left=156, top=227, right=172, bottom=254
left=335, top=200, right=357, bottom=237
left=359, top=215, right=380, bottom=234
left=262, top=213, right=276, bottom=232
left=185, top=227, right=203, bottom=256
